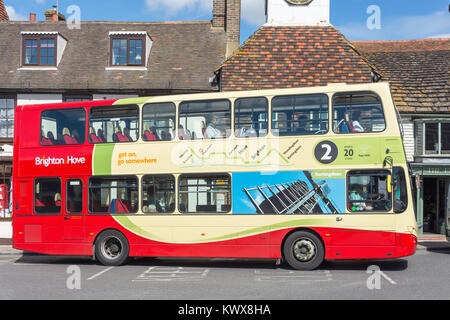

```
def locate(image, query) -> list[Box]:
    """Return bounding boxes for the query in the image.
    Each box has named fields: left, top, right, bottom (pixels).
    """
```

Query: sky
left=4, top=0, right=450, bottom=43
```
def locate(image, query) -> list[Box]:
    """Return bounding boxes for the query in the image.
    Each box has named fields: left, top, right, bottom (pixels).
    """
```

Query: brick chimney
left=44, top=9, right=66, bottom=21
left=0, top=0, right=9, bottom=21
left=213, top=0, right=241, bottom=57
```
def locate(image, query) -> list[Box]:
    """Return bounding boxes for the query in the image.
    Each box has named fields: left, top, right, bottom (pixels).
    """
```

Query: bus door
left=331, top=169, right=397, bottom=259
left=63, top=178, right=84, bottom=240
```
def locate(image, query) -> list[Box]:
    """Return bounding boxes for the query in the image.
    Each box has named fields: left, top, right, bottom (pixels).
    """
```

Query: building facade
left=0, top=0, right=241, bottom=217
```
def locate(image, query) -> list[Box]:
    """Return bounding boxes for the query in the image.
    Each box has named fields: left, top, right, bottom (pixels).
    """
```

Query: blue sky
left=5, top=0, right=450, bottom=42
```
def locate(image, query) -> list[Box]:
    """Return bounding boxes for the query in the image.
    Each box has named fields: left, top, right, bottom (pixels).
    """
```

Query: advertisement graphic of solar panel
left=242, top=171, right=341, bottom=214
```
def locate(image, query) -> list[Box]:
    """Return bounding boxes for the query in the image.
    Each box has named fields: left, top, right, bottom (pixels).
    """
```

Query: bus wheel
left=283, top=231, right=324, bottom=270
left=95, top=230, right=130, bottom=266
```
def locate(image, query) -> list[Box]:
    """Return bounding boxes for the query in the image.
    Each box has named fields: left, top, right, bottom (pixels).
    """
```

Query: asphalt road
left=0, top=242, right=449, bottom=301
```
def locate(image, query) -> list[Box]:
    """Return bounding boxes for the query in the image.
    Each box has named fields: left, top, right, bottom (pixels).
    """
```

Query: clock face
left=285, top=0, right=314, bottom=4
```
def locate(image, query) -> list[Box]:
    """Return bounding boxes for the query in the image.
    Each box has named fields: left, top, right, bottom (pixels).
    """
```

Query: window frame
left=88, top=104, right=139, bottom=144
left=40, top=107, right=87, bottom=146
left=66, top=178, right=83, bottom=215
left=141, top=102, right=176, bottom=142
left=141, top=174, right=176, bottom=214
left=420, top=120, right=450, bottom=156
left=0, top=94, right=16, bottom=139
left=22, top=34, right=57, bottom=67
left=33, top=177, right=62, bottom=215
left=234, top=96, right=269, bottom=138
left=271, top=93, right=329, bottom=137
left=87, top=175, right=139, bottom=215
left=332, top=91, right=387, bottom=135
left=178, top=173, right=232, bottom=214
left=110, top=35, right=146, bottom=67
left=346, top=169, right=392, bottom=214
left=179, top=99, right=232, bottom=140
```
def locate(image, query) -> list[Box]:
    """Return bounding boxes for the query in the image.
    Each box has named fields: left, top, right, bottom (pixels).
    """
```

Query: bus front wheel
left=94, top=230, right=130, bottom=266
left=283, top=231, right=324, bottom=270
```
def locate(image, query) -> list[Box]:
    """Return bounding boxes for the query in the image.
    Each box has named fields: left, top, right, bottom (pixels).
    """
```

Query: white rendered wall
left=266, top=0, right=330, bottom=26
left=17, top=94, right=62, bottom=106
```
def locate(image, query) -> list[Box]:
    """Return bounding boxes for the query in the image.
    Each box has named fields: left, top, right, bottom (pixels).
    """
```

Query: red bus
left=12, top=83, right=417, bottom=270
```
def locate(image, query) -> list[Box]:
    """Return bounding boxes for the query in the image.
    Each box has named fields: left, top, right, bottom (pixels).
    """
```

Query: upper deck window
left=234, top=97, right=268, bottom=138
left=333, top=92, right=386, bottom=134
left=179, top=99, right=231, bottom=140
left=40, top=108, right=86, bottom=146
left=89, top=105, right=139, bottom=144
left=272, top=94, right=329, bottom=136
left=142, top=103, right=175, bottom=141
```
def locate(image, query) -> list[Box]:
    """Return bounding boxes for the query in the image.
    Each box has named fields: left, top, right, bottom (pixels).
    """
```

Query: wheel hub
left=293, top=239, right=316, bottom=262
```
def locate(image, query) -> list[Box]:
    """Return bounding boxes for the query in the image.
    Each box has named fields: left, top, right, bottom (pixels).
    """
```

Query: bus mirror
left=383, top=156, right=393, bottom=168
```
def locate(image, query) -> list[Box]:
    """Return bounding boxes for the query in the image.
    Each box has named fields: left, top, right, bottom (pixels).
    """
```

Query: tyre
left=94, top=230, right=130, bottom=266
left=283, top=230, right=324, bottom=270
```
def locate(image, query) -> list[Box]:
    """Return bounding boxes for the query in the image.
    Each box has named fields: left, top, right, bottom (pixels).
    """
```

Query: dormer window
left=23, top=35, right=56, bottom=66
left=109, top=32, right=152, bottom=68
left=21, top=32, right=67, bottom=68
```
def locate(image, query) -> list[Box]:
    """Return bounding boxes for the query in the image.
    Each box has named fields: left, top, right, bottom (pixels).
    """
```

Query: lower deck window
left=179, top=174, right=231, bottom=213
left=88, top=176, right=138, bottom=213
left=34, top=178, right=61, bottom=214
left=347, top=170, right=391, bottom=212
left=142, top=175, right=175, bottom=213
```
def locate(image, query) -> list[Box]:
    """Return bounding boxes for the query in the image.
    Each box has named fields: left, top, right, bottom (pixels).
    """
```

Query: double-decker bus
left=12, top=82, right=418, bottom=270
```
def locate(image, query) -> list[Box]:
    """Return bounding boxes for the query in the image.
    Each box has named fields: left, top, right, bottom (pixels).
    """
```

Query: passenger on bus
left=143, top=124, right=158, bottom=141
left=123, top=127, right=132, bottom=141
left=97, top=129, right=106, bottom=143
left=63, top=128, right=76, bottom=144
left=54, top=193, right=62, bottom=207
left=178, top=125, right=191, bottom=140
left=41, top=130, right=53, bottom=145
left=89, top=127, right=101, bottom=143
left=115, top=126, right=129, bottom=142
left=205, top=116, right=223, bottom=139
left=351, top=111, right=364, bottom=132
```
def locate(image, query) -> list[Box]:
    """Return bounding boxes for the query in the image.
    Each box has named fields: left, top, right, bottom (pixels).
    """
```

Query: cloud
left=5, top=6, right=27, bottom=21
left=336, top=10, right=450, bottom=41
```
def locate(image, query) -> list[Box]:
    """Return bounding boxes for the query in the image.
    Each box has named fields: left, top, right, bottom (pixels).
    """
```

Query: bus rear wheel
left=283, top=231, right=324, bottom=270
left=95, top=230, right=130, bottom=266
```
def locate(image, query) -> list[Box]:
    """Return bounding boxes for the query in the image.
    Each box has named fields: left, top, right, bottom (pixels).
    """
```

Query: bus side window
left=234, top=97, right=268, bottom=138
left=88, top=176, right=138, bottom=214
left=142, top=175, right=175, bottom=213
left=347, top=170, right=392, bottom=213
left=41, top=108, right=86, bottom=146
left=333, top=93, right=386, bottom=134
left=142, top=102, right=175, bottom=142
left=66, top=179, right=83, bottom=214
left=34, top=178, right=61, bottom=214
left=271, top=94, right=328, bottom=136
left=179, top=99, right=231, bottom=140
left=393, top=167, right=408, bottom=213
left=89, top=105, right=139, bottom=144
left=178, top=174, right=231, bottom=213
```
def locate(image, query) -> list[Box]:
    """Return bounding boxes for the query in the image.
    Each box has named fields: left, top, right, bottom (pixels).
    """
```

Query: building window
left=272, top=94, right=328, bottom=136
left=63, top=95, right=93, bottom=102
left=111, top=36, right=145, bottom=66
left=89, top=105, right=139, bottom=143
left=142, top=175, right=175, bottom=213
left=179, top=174, right=231, bottom=213
left=416, top=121, right=450, bottom=155
left=0, top=95, right=15, bottom=138
left=34, top=178, right=61, bottom=214
left=333, top=92, right=386, bottom=134
left=41, top=108, right=86, bottom=145
left=23, top=36, right=56, bottom=66
left=234, top=97, right=268, bottom=138
left=88, top=176, right=138, bottom=214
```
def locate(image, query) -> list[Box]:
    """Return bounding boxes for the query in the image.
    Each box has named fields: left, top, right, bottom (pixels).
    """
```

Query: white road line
left=379, top=271, right=397, bottom=285
left=87, top=267, right=114, bottom=280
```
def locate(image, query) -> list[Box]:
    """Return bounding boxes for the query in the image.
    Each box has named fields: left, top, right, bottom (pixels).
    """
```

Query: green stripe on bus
left=113, top=97, right=153, bottom=105
left=93, top=144, right=115, bottom=175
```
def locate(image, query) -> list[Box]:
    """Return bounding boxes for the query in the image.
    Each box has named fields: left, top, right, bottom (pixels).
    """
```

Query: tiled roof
left=0, top=21, right=227, bottom=93
left=353, top=39, right=450, bottom=113
left=219, top=25, right=374, bottom=91
left=0, top=0, right=8, bottom=21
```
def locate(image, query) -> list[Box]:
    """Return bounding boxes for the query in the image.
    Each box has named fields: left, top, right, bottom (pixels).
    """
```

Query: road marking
left=87, top=267, right=115, bottom=280
left=255, top=269, right=332, bottom=282
left=133, top=266, right=210, bottom=282
left=379, top=270, right=397, bottom=285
